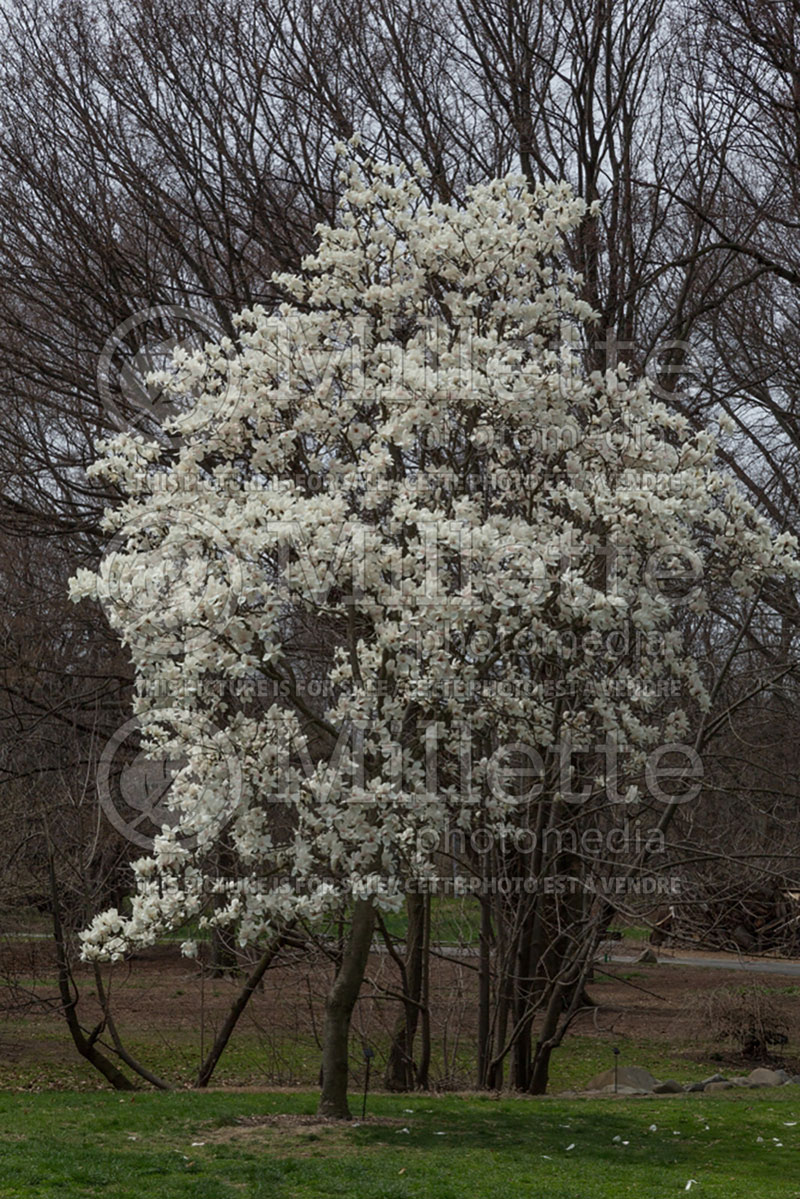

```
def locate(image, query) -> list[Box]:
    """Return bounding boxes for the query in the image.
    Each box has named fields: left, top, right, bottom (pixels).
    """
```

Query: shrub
left=699, top=983, right=790, bottom=1060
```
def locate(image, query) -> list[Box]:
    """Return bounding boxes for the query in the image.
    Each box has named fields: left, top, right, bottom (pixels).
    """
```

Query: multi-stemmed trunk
left=384, top=891, right=429, bottom=1091
left=318, top=897, right=375, bottom=1118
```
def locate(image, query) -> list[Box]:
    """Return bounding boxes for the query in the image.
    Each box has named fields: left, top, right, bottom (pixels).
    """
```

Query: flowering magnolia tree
left=71, top=150, right=798, bottom=1114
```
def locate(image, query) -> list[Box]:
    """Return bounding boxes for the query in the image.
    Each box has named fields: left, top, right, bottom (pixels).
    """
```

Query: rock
left=585, top=1065, right=659, bottom=1093
left=597, top=1084, right=647, bottom=1096
left=687, top=1082, right=706, bottom=1092
left=635, top=947, right=658, bottom=964
left=730, top=1076, right=753, bottom=1087
left=776, top=1069, right=791, bottom=1084
left=653, top=1079, right=683, bottom=1094
left=702, top=1073, right=728, bottom=1085
left=747, top=1067, right=784, bottom=1087
left=706, top=1081, right=735, bottom=1091
left=789, top=1075, right=800, bottom=1085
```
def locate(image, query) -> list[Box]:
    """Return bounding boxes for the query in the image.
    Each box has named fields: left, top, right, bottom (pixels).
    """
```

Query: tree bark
left=477, top=892, right=492, bottom=1087
left=415, top=892, right=431, bottom=1090
left=384, top=891, right=425, bottom=1091
left=529, top=973, right=567, bottom=1095
left=318, top=898, right=375, bottom=1118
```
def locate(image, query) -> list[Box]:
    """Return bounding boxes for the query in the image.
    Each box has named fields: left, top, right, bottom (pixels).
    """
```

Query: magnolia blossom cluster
left=72, top=150, right=799, bottom=962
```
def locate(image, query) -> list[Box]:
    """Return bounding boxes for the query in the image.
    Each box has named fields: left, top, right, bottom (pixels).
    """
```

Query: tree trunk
left=529, top=975, right=567, bottom=1095
left=384, top=892, right=425, bottom=1091
left=318, top=898, right=375, bottom=1118
left=529, top=1040, right=553, bottom=1095
left=477, top=893, right=492, bottom=1087
left=510, top=898, right=537, bottom=1091
left=488, top=889, right=514, bottom=1091
left=415, top=892, right=431, bottom=1090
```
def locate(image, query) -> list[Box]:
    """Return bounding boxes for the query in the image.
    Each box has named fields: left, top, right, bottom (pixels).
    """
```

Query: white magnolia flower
left=70, top=152, right=800, bottom=960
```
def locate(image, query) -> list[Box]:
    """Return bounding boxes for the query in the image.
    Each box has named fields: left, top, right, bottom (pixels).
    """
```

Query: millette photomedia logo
left=96, top=714, right=243, bottom=851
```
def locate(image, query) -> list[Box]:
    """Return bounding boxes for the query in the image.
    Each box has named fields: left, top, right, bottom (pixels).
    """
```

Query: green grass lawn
left=0, top=1089, right=797, bottom=1198
left=0, top=1012, right=728, bottom=1096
